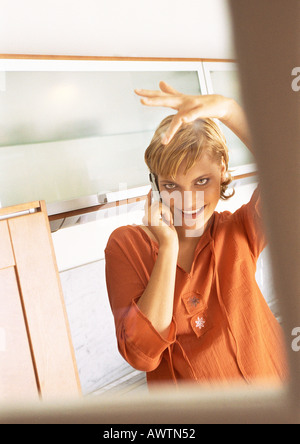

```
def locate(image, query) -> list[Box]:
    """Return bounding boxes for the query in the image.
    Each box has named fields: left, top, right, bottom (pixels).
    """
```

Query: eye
left=196, top=178, right=209, bottom=186
left=163, top=183, right=177, bottom=190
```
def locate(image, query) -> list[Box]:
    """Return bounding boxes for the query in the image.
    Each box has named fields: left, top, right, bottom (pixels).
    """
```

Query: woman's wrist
left=158, top=238, right=179, bottom=253
left=218, top=97, right=253, bottom=151
left=218, top=96, right=237, bottom=123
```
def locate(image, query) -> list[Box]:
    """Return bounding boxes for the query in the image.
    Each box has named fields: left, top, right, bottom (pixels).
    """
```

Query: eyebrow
left=160, top=174, right=211, bottom=184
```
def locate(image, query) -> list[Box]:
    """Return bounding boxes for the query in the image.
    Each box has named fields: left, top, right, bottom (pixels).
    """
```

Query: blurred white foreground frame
left=0, top=0, right=299, bottom=424
left=0, top=328, right=5, bottom=352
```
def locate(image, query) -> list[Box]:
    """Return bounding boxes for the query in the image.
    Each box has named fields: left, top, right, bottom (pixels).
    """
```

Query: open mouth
left=181, top=205, right=206, bottom=220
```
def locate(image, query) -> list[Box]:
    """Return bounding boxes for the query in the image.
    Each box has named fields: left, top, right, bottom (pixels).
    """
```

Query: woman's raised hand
left=135, top=81, right=232, bottom=144
left=143, top=189, right=179, bottom=249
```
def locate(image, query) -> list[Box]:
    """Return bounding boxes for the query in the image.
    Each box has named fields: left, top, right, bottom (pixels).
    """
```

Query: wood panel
left=0, top=221, right=15, bottom=269
left=0, top=54, right=237, bottom=63
left=8, top=209, right=81, bottom=399
left=0, top=267, right=39, bottom=400
left=0, top=201, right=40, bottom=217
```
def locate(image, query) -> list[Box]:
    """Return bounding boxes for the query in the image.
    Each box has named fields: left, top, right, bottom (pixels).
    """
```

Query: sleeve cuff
left=122, top=298, right=177, bottom=360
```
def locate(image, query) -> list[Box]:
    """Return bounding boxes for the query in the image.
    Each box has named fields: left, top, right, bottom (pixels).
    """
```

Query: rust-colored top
left=105, top=188, right=288, bottom=387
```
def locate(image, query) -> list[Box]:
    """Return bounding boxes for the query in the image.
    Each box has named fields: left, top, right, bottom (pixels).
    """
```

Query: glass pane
left=209, top=69, right=255, bottom=169
left=0, top=70, right=201, bottom=207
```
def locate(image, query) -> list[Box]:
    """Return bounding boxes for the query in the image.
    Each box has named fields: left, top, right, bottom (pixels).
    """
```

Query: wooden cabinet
left=0, top=201, right=81, bottom=400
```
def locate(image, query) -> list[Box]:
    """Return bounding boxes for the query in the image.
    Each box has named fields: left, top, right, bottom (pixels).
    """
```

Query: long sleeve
left=105, top=226, right=176, bottom=372
left=234, top=186, right=267, bottom=259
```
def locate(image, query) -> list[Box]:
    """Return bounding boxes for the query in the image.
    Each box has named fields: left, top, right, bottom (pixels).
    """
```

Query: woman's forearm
left=220, top=97, right=253, bottom=153
left=137, top=241, right=178, bottom=339
left=136, top=83, right=253, bottom=152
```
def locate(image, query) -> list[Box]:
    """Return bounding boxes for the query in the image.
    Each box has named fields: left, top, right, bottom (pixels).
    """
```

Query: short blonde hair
left=144, top=115, right=234, bottom=200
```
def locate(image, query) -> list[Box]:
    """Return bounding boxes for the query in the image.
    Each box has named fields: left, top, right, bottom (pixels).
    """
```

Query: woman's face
left=158, top=153, right=226, bottom=237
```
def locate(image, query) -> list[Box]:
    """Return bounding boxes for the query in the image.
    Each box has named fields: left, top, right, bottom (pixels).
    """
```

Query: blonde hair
left=144, top=115, right=234, bottom=200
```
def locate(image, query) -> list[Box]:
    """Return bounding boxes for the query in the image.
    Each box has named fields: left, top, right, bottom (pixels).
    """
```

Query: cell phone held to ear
left=149, top=172, right=162, bottom=203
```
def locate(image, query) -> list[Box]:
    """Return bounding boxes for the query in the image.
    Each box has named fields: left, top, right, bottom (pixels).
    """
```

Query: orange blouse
left=105, top=188, right=288, bottom=387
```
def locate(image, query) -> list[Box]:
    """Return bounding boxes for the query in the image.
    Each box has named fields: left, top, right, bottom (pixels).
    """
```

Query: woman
left=105, top=82, right=288, bottom=388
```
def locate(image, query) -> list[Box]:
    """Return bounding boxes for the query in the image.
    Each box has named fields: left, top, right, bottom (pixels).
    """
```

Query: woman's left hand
left=135, top=81, right=233, bottom=144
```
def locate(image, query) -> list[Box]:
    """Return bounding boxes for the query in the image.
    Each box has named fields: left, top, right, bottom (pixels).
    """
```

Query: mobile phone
left=149, top=172, right=162, bottom=203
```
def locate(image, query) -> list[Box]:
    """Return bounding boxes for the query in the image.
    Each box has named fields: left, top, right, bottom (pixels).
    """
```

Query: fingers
left=134, top=84, right=182, bottom=109
left=161, top=114, right=185, bottom=145
left=143, top=192, right=173, bottom=227
left=138, top=95, right=182, bottom=109
left=135, top=83, right=203, bottom=144
left=159, top=81, right=180, bottom=95
left=162, top=105, right=206, bottom=144
left=135, top=82, right=180, bottom=98
left=145, top=189, right=152, bottom=210
left=134, top=88, right=164, bottom=98
left=161, top=205, right=173, bottom=226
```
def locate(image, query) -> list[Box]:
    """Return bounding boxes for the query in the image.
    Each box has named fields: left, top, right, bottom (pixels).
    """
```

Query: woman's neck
left=175, top=216, right=213, bottom=244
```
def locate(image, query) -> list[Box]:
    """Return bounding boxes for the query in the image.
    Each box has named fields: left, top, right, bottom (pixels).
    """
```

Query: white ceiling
left=0, top=0, right=235, bottom=59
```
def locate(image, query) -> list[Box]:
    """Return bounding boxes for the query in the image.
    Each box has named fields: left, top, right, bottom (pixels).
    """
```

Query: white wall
left=0, top=0, right=235, bottom=59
